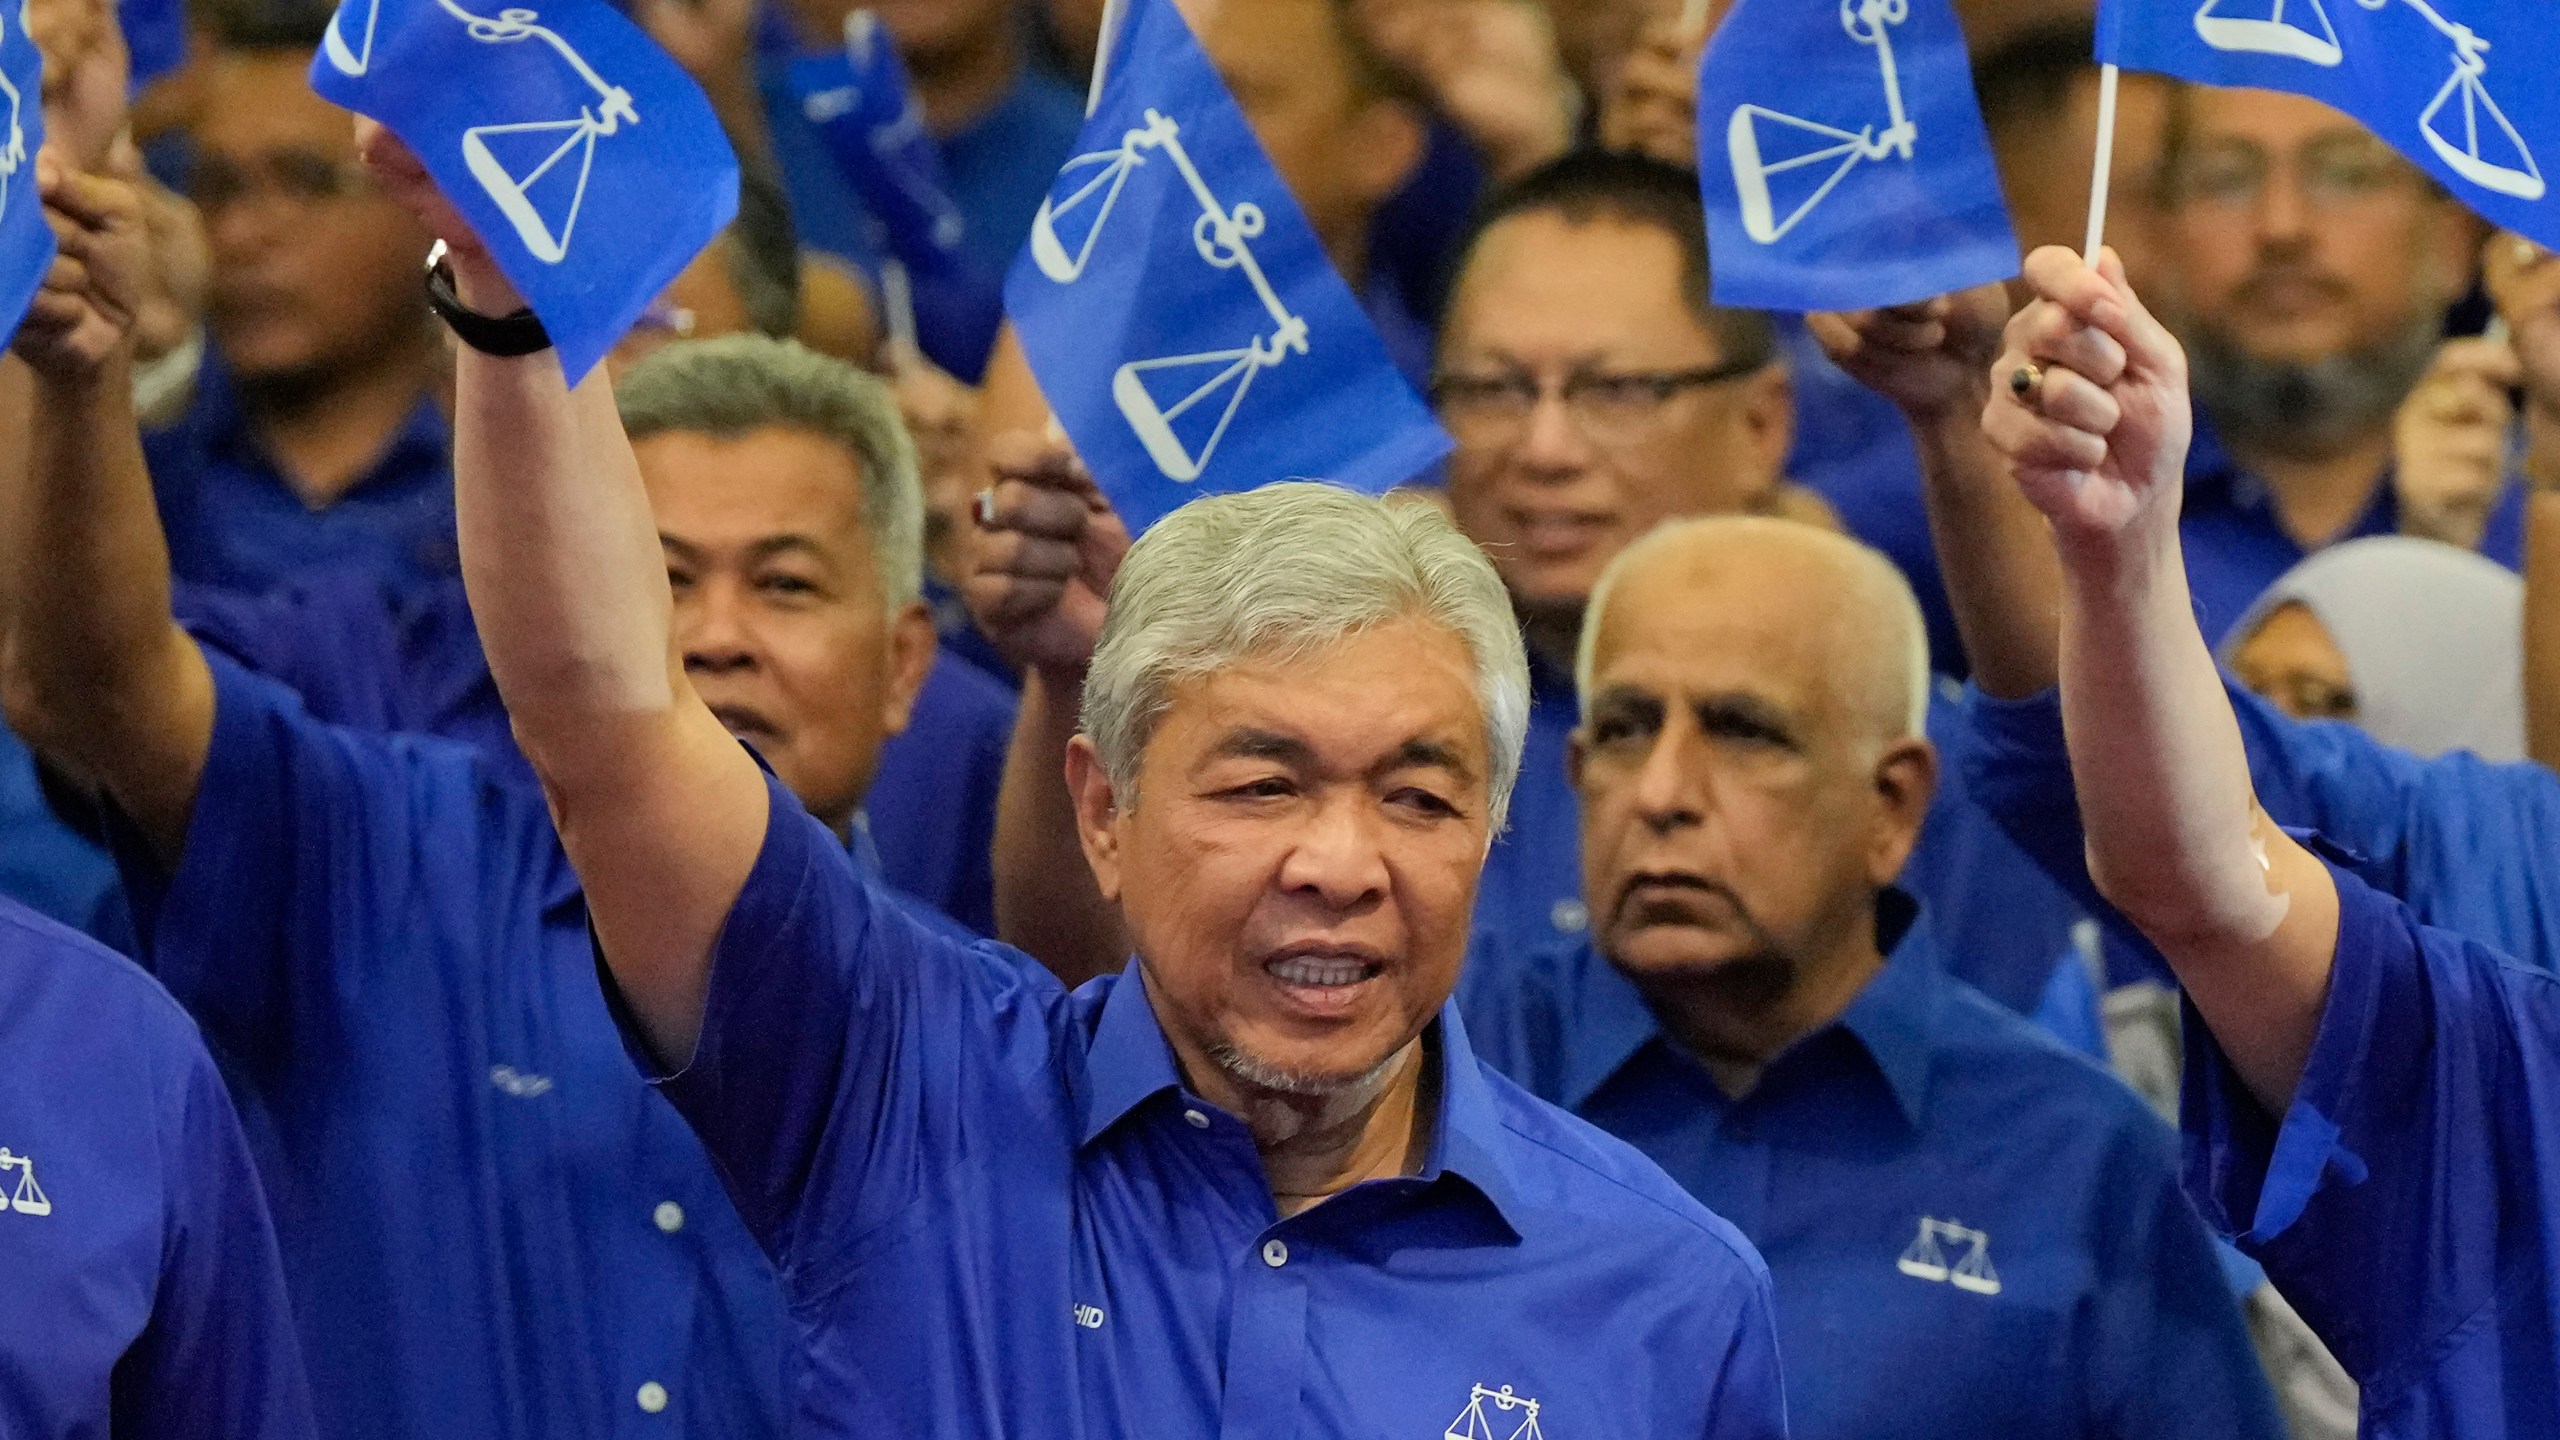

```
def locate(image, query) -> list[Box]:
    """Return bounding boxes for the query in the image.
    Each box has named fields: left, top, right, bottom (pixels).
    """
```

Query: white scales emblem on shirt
left=1897, top=1215, right=2001, bottom=1295
left=0, top=1147, right=52, bottom=1217
left=1446, top=1383, right=1545, bottom=1440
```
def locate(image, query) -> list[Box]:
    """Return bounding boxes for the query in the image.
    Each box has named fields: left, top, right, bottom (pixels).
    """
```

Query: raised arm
left=1808, top=283, right=2063, bottom=698
left=2484, top=237, right=2560, bottom=771
left=355, top=124, right=765, bottom=1066
left=1982, top=246, right=2339, bottom=1115
left=2, top=154, right=215, bottom=867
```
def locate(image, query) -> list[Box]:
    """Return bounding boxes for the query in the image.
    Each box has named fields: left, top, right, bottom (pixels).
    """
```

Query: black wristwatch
left=422, top=242, right=552, bottom=357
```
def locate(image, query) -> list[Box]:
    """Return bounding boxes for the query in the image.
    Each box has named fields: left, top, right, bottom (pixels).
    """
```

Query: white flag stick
left=1086, top=0, right=1130, bottom=117
left=881, top=258, right=919, bottom=361
left=1683, top=0, right=1712, bottom=30
left=2082, top=61, right=2120, bottom=264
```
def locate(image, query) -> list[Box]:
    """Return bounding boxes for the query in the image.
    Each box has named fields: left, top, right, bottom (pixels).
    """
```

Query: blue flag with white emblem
left=1002, top=0, right=1450, bottom=533
left=308, top=0, right=738, bottom=382
left=1698, top=0, right=2018, bottom=311
left=786, top=10, right=968, bottom=278
left=2098, top=0, right=2560, bottom=246
left=0, top=0, right=49, bottom=347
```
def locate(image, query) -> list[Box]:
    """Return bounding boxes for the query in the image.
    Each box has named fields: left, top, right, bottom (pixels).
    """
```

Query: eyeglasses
left=2167, top=136, right=2421, bottom=213
left=190, top=151, right=381, bottom=215
left=1430, top=359, right=1764, bottom=447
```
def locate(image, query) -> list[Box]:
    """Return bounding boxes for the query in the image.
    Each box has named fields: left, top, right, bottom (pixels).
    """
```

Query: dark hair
left=203, top=0, right=333, bottom=51
left=722, top=160, right=802, bottom=340
left=1970, top=20, right=2101, bottom=142
left=1444, top=148, right=1776, bottom=371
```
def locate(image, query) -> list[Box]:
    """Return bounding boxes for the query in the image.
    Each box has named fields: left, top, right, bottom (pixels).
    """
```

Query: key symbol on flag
left=1727, top=0, right=1919, bottom=245
left=0, top=0, right=25, bottom=221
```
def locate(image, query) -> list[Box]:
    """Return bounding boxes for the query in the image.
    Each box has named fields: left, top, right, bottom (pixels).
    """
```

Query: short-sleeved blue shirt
left=627, top=766, right=1791, bottom=1439
left=1459, top=898, right=2282, bottom=1440
left=143, top=359, right=458, bottom=597
left=0, top=721, right=124, bottom=945
left=1957, top=675, right=2560, bottom=980
left=2178, top=417, right=2526, bottom=648
left=2184, top=858, right=2560, bottom=1437
left=0, top=896, right=315, bottom=1440
left=1477, top=654, right=2086, bottom=1018
left=115, top=654, right=790, bottom=1440
left=174, top=571, right=1016, bottom=933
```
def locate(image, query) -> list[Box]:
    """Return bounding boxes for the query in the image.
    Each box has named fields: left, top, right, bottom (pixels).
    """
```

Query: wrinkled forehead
left=1588, top=550, right=1850, bottom=711
left=1155, top=621, right=1492, bottom=768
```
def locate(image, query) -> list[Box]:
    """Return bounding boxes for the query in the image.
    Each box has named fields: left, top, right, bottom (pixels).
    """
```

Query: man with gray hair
left=6, top=148, right=956, bottom=1437
left=366, top=121, right=1787, bottom=1435
left=1459, top=515, right=2283, bottom=1440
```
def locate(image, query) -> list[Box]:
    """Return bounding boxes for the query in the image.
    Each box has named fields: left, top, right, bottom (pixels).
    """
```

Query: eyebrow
left=1203, top=729, right=1478, bottom=784
left=659, top=534, right=832, bottom=566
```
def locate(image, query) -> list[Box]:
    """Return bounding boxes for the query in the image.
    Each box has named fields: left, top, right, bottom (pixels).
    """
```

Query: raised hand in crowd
left=28, top=0, right=127, bottom=170
left=14, top=154, right=145, bottom=382
left=2390, top=336, right=2519, bottom=552
left=1351, top=0, right=1577, bottom=181
left=892, top=346, right=985, bottom=591
left=1597, top=9, right=1704, bottom=167
left=2487, top=234, right=2560, bottom=770
left=631, top=0, right=771, bottom=163
left=1812, top=285, right=2063, bottom=700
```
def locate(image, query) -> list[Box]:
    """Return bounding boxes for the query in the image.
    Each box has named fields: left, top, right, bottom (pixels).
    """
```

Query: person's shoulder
left=1473, top=1059, right=1767, bottom=1281
left=1926, top=976, right=2171, bottom=1138
left=0, top=896, right=204, bottom=1051
left=918, top=647, right=1020, bottom=736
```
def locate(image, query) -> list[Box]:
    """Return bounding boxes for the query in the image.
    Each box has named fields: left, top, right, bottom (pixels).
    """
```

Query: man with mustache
left=2152, top=85, right=2508, bottom=643
left=1459, top=515, right=2283, bottom=1440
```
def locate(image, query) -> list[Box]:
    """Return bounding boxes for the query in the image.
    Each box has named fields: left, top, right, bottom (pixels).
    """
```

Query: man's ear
left=1739, top=361, right=1795, bottom=484
left=1867, top=736, right=1938, bottom=887
left=1064, top=734, right=1125, bottom=904
left=879, top=602, right=939, bottom=737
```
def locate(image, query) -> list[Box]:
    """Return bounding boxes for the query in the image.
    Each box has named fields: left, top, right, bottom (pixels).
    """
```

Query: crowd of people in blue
left=4, top=0, right=2559, bottom=1435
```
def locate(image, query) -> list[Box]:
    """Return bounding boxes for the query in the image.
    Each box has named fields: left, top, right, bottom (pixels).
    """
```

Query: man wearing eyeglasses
left=1429, top=150, right=2091, bottom=1023
left=2152, top=85, right=2513, bottom=645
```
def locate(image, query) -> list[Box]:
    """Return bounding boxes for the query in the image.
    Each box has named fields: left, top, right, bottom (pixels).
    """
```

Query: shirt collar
left=1553, top=889, right=1944, bottom=1128
left=1077, top=963, right=1526, bottom=1236
left=189, top=355, right=452, bottom=502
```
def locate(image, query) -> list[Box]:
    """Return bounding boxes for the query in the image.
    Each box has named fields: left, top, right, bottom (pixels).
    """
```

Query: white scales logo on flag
left=1028, top=108, right=1312, bottom=484
left=1445, top=1383, right=1545, bottom=1440
left=323, top=0, right=640, bottom=263
left=2190, top=0, right=2541, bottom=199
left=0, top=0, right=29, bottom=228
left=1897, top=1216, right=2001, bottom=1295
left=1725, top=0, right=1919, bottom=246
left=0, top=1148, right=51, bottom=1218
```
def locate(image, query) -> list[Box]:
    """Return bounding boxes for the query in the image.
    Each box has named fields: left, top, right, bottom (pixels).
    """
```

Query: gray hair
left=1083, top=483, right=1532, bottom=829
left=615, top=335, right=924, bottom=609
left=1577, top=517, right=1930, bottom=739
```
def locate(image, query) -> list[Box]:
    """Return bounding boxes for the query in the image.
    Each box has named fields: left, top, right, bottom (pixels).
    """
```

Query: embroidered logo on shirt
left=1896, top=1216, right=2001, bottom=1295
left=489, top=1065, right=555, bottom=1098
left=1447, top=1383, right=1544, bottom=1439
left=1072, top=1303, right=1106, bottom=1330
left=0, top=1148, right=52, bottom=1217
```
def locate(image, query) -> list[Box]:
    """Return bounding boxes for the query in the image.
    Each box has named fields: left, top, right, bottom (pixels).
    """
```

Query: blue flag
left=123, top=0, right=189, bottom=90
left=0, top=0, right=49, bottom=347
left=786, top=10, right=968, bottom=277
left=309, top=0, right=739, bottom=382
left=1698, top=0, right=2018, bottom=311
left=2099, top=0, right=2560, bottom=246
left=1002, top=0, right=1450, bottom=533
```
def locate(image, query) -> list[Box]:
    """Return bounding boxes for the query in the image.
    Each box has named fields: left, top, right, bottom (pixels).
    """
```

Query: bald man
left=1458, top=517, right=2282, bottom=1440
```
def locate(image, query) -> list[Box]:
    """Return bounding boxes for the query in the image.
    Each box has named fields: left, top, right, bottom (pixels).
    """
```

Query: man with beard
left=1456, top=516, right=2282, bottom=1440
left=2152, top=85, right=2506, bottom=643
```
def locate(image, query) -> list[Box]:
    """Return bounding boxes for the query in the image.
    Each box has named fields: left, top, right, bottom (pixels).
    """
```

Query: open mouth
left=1260, top=947, right=1390, bottom=1017
left=707, top=704, right=778, bottom=744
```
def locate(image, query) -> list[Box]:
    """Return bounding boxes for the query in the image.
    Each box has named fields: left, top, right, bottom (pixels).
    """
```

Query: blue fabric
left=1956, top=671, right=2560, bottom=981
left=143, top=358, right=458, bottom=597
left=784, top=13, right=970, bottom=284
left=1698, top=0, right=2017, bottom=310
left=0, top=724, right=126, bottom=946
left=2183, top=858, right=2560, bottom=1437
left=0, top=897, right=316, bottom=1440
left=762, top=52, right=1082, bottom=379
left=2099, top=0, right=2560, bottom=248
left=122, top=0, right=189, bottom=88
left=1004, top=0, right=1449, bottom=531
left=625, top=765, right=1791, bottom=1438
left=173, top=570, right=1013, bottom=933
left=1460, top=902, right=2282, bottom=1440
left=308, top=0, right=738, bottom=381
left=2181, top=416, right=2528, bottom=647
left=112, top=654, right=790, bottom=1440
left=1477, top=652, right=2086, bottom=1019
left=0, top=2, right=51, bottom=346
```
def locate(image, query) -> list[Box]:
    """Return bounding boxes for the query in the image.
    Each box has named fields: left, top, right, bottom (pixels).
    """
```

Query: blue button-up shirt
left=0, top=896, right=315, bottom=1440
left=2185, top=857, right=2560, bottom=1437
left=1459, top=897, right=2281, bottom=1440
left=1479, top=654, right=2087, bottom=1018
left=625, top=766, right=1790, bottom=1438
left=114, top=655, right=790, bottom=1440
left=1957, top=676, right=2560, bottom=980
left=0, top=722, right=125, bottom=946
left=143, top=359, right=458, bottom=597
left=174, top=571, right=1016, bottom=933
left=2179, top=417, right=2527, bottom=648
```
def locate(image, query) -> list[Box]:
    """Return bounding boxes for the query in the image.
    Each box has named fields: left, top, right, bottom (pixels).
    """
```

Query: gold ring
left=2009, top=364, right=2045, bottom=404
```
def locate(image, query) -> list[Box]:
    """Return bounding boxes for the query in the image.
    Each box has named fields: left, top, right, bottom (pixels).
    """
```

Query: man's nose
left=1277, top=794, right=1392, bottom=910
left=1631, top=729, right=1706, bottom=833
left=678, top=580, right=758, bottom=673
left=1512, top=389, right=1595, bottom=481
left=2253, top=165, right=2316, bottom=247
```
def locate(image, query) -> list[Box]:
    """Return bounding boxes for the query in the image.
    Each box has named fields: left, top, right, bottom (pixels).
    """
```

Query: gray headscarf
left=2220, top=536, right=2525, bottom=762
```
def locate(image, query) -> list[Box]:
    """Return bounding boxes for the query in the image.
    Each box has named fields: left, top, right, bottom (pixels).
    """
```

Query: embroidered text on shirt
left=489, top=1065, right=555, bottom=1098
left=1072, top=1304, right=1106, bottom=1330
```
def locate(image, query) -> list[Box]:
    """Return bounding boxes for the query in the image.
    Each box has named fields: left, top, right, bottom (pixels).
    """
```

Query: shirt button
left=1183, top=1108, right=1211, bottom=1129
left=653, top=1201, right=686, bottom=1234
left=636, top=1382, right=669, bottom=1414
left=1262, top=1238, right=1289, bottom=1268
